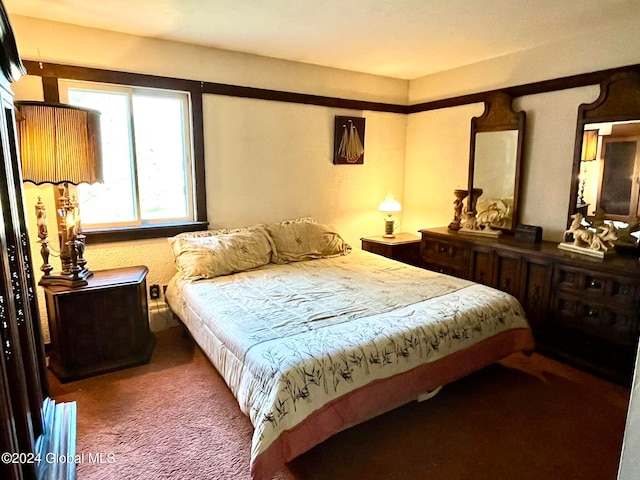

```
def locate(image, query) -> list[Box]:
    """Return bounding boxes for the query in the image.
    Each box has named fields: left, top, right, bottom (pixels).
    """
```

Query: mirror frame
left=568, top=71, right=640, bottom=227
left=468, top=92, right=526, bottom=234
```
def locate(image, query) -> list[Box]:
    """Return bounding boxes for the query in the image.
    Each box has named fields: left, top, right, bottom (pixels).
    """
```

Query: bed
left=164, top=218, right=535, bottom=480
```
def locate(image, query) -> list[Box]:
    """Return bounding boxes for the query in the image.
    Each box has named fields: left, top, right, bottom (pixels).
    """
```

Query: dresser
left=420, top=227, right=640, bottom=385
left=43, top=266, right=155, bottom=382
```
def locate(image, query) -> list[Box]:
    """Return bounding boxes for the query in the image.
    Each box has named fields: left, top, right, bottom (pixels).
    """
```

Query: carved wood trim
left=473, top=92, right=522, bottom=131
left=580, top=72, right=640, bottom=123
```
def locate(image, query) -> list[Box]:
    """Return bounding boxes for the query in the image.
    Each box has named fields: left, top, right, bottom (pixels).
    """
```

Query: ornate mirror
left=568, top=72, right=640, bottom=227
left=467, top=92, right=526, bottom=234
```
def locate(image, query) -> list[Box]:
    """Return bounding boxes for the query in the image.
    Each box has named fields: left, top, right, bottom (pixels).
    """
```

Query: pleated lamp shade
left=581, top=129, right=598, bottom=163
left=16, top=101, right=103, bottom=185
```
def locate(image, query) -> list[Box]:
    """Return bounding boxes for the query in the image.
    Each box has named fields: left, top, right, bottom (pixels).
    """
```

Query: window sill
left=84, top=221, right=209, bottom=244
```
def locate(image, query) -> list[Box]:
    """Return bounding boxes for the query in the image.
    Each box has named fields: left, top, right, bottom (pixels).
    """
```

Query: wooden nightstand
left=42, top=265, right=156, bottom=382
left=361, top=233, right=423, bottom=267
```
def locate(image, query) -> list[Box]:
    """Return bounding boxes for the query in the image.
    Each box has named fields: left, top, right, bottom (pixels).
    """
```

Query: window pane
left=67, top=89, right=137, bottom=225
left=132, top=94, right=190, bottom=221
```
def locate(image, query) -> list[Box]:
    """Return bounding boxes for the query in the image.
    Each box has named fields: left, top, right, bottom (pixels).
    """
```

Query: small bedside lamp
left=378, top=191, right=402, bottom=238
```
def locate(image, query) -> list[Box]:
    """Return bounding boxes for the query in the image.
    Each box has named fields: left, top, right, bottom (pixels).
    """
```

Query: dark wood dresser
left=420, top=227, right=640, bottom=385
left=43, top=265, right=155, bottom=382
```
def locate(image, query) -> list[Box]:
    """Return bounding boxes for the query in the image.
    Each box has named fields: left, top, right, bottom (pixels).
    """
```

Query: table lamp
left=16, top=101, right=102, bottom=287
left=378, top=191, right=402, bottom=238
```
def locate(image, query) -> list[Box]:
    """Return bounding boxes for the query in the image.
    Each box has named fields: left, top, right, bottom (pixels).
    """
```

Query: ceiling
left=4, top=0, right=639, bottom=80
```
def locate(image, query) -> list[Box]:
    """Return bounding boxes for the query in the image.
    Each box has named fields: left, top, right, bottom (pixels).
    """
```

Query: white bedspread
left=165, top=249, right=530, bottom=476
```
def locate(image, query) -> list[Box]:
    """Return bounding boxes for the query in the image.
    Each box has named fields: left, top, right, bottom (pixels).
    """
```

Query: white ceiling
left=4, top=0, right=639, bottom=80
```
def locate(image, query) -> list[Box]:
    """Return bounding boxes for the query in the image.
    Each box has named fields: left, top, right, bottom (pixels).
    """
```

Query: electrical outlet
left=149, top=284, right=161, bottom=300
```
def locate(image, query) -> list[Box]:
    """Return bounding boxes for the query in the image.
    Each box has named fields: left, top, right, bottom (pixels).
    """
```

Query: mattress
left=165, top=248, right=534, bottom=479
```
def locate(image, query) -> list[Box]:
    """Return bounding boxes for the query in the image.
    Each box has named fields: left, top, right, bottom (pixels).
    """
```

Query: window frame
left=30, top=64, right=208, bottom=242
left=59, top=80, right=196, bottom=229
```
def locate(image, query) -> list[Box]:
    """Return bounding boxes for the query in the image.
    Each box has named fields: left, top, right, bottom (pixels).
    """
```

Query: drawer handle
left=586, top=309, right=599, bottom=318
left=588, top=279, right=602, bottom=289
left=439, top=246, right=447, bottom=253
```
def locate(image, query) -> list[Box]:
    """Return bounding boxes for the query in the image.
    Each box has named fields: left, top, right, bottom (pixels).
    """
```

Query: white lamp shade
left=378, top=192, right=401, bottom=213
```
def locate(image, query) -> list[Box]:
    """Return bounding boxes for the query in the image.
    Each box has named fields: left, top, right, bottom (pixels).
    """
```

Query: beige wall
left=403, top=103, right=484, bottom=234
left=203, top=95, right=407, bottom=244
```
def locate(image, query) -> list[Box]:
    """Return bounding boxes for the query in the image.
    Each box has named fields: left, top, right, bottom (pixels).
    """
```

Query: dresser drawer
left=421, top=238, right=469, bottom=268
left=552, top=293, right=639, bottom=345
left=553, top=264, right=638, bottom=305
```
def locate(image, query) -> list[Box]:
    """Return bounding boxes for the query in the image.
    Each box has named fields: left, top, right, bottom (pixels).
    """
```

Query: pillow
left=174, top=226, right=259, bottom=239
left=168, top=226, right=273, bottom=280
left=270, top=216, right=316, bottom=226
left=266, top=221, right=351, bottom=263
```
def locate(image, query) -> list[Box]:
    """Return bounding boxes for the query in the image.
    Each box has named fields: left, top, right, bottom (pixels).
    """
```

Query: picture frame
left=333, top=116, right=366, bottom=164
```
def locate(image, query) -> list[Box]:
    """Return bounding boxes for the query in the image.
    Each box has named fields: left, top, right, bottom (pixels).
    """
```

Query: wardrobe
left=0, top=2, right=56, bottom=479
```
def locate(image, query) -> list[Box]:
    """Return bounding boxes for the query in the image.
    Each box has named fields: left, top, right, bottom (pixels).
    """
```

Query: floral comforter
left=165, top=249, right=532, bottom=478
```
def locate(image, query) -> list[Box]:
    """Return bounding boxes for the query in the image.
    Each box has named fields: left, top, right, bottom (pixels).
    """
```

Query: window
left=59, top=80, right=194, bottom=229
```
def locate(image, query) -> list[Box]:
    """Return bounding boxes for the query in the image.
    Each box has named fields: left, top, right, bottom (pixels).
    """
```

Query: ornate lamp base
left=38, top=268, right=93, bottom=288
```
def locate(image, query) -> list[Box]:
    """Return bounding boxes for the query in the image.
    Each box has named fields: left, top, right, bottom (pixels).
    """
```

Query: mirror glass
left=473, top=130, right=519, bottom=230
left=577, top=120, right=640, bottom=222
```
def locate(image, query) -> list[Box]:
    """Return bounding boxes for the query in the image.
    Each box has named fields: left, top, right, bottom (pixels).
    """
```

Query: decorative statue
left=448, top=189, right=468, bottom=230
left=559, top=213, right=619, bottom=257
left=616, top=216, right=640, bottom=249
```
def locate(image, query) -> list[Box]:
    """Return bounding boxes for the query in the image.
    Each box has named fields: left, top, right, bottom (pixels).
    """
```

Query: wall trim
left=407, top=63, right=640, bottom=113
left=22, top=59, right=640, bottom=115
left=23, top=60, right=407, bottom=113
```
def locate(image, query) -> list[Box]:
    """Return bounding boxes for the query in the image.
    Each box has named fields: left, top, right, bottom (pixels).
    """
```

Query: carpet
left=49, top=327, right=630, bottom=480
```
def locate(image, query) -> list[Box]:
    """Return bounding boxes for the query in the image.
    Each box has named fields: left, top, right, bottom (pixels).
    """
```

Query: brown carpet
left=49, top=327, right=630, bottom=480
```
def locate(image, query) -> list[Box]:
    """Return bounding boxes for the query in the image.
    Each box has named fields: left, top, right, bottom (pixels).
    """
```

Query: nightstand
left=42, top=265, right=156, bottom=382
left=361, top=233, right=423, bottom=267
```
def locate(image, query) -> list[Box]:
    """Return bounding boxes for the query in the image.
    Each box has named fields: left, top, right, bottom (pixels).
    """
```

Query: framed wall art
left=333, top=116, right=365, bottom=164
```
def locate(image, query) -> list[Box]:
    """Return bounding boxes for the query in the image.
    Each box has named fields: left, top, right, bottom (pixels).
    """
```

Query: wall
left=203, top=95, right=407, bottom=240
left=403, top=103, right=483, bottom=233
left=404, top=10, right=640, bottom=241
left=9, top=15, right=408, bottom=340
left=402, top=88, right=601, bottom=241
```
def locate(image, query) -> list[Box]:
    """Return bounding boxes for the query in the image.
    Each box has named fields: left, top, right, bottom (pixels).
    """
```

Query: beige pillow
left=168, top=226, right=273, bottom=280
left=175, top=226, right=258, bottom=239
left=266, top=221, right=351, bottom=263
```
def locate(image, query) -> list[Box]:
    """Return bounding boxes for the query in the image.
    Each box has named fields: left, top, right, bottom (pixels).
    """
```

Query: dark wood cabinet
left=361, top=233, right=423, bottom=266
left=42, top=266, right=155, bottom=382
left=420, top=227, right=640, bottom=385
left=0, top=4, right=53, bottom=478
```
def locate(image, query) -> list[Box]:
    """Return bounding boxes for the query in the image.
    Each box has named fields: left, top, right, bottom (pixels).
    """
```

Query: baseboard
left=148, top=302, right=179, bottom=332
